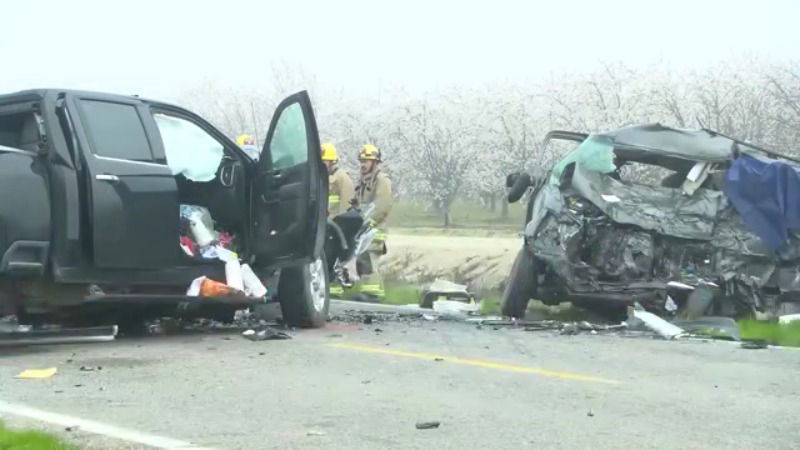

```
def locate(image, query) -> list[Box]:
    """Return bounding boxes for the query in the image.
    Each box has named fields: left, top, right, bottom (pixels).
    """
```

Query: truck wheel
left=278, top=253, right=330, bottom=328
left=501, top=247, right=537, bottom=318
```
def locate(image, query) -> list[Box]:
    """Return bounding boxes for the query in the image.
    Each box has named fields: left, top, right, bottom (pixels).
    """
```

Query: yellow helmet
left=236, top=134, right=253, bottom=147
left=321, top=142, right=338, bottom=161
left=359, top=144, right=381, bottom=161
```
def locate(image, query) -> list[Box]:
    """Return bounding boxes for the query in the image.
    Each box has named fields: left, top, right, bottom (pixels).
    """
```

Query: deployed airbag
left=155, top=114, right=223, bottom=182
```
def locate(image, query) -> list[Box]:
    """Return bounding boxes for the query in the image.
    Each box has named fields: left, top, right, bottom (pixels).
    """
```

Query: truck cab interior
left=66, top=96, right=257, bottom=272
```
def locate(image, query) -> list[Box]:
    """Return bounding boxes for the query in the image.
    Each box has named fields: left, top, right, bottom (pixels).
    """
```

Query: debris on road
left=629, top=307, right=686, bottom=339
left=16, top=367, right=58, bottom=379
left=741, top=340, right=769, bottom=350
left=415, top=421, right=441, bottom=430
left=330, top=299, right=770, bottom=347
left=0, top=323, right=118, bottom=347
left=673, top=317, right=741, bottom=341
left=467, top=317, right=630, bottom=335
left=79, top=366, right=103, bottom=372
left=329, top=308, right=425, bottom=325
left=433, top=299, right=480, bottom=316
left=242, top=327, right=292, bottom=341
left=778, top=314, right=800, bottom=324
left=420, top=279, right=474, bottom=308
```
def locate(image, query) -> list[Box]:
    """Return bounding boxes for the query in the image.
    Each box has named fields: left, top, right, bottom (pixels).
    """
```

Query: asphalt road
left=1, top=303, right=799, bottom=450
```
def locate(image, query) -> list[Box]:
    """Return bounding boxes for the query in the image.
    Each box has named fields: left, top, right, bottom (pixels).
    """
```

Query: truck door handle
left=96, top=174, right=120, bottom=183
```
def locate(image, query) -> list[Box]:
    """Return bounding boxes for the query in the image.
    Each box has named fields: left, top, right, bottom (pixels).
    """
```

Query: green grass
left=738, top=320, right=800, bottom=347
left=479, top=297, right=502, bottom=315
left=386, top=198, right=525, bottom=230
left=382, top=281, right=423, bottom=305
left=0, top=421, right=75, bottom=450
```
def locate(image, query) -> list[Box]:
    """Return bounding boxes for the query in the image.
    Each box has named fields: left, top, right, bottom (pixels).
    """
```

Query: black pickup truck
left=0, top=89, right=330, bottom=328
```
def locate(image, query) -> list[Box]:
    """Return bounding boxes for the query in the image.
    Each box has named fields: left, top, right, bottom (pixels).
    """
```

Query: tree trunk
left=501, top=199, right=509, bottom=219
left=489, top=193, right=497, bottom=212
left=443, top=209, right=451, bottom=228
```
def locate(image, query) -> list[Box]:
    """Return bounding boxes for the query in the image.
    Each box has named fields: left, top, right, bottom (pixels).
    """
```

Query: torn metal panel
left=711, top=205, right=772, bottom=257
left=597, top=123, right=735, bottom=163
left=569, top=165, right=723, bottom=240
left=681, top=162, right=712, bottom=196
left=524, top=183, right=563, bottom=239
left=770, top=265, right=800, bottom=292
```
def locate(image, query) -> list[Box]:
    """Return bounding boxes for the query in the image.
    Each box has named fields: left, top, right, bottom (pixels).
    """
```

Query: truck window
left=152, top=113, right=224, bottom=183
left=0, top=112, right=39, bottom=151
left=79, top=100, right=153, bottom=161
left=269, top=103, right=308, bottom=170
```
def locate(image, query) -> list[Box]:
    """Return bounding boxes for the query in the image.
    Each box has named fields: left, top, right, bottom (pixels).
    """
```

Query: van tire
left=278, top=253, right=330, bottom=328
left=501, top=247, right=537, bottom=318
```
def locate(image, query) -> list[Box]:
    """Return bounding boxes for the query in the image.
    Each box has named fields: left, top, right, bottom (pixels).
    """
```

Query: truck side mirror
left=506, top=172, right=520, bottom=189
left=507, top=172, right=532, bottom=203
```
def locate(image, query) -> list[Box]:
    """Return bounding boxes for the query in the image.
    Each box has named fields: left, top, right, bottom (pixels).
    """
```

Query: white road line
left=0, top=400, right=214, bottom=449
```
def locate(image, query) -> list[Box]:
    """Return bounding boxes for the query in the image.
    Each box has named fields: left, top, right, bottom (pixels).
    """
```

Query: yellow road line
left=329, top=342, right=619, bottom=384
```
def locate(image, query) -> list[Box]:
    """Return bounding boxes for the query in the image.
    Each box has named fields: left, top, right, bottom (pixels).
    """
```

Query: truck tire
left=278, top=253, right=330, bottom=328
left=501, top=247, right=537, bottom=318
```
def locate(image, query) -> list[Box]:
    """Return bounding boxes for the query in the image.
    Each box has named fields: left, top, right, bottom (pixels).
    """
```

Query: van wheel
left=278, top=254, right=330, bottom=328
left=501, top=247, right=537, bottom=318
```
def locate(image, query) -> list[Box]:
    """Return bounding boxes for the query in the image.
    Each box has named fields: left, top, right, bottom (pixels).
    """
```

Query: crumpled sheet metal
left=569, top=165, right=722, bottom=241
left=597, top=123, right=735, bottom=164
left=519, top=126, right=800, bottom=316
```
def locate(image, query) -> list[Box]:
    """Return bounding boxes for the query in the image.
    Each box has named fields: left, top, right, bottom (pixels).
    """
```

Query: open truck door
left=252, top=91, right=326, bottom=266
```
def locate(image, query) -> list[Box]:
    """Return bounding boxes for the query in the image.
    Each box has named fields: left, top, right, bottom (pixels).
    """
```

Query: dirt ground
left=381, top=232, right=520, bottom=293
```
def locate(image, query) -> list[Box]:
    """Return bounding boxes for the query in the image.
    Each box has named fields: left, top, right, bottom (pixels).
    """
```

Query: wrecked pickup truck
left=0, top=89, right=332, bottom=328
left=503, top=124, right=800, bottom=320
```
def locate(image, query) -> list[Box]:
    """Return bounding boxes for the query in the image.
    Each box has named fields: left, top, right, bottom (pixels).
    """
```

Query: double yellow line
left=329, top=342, right=619, bottom=385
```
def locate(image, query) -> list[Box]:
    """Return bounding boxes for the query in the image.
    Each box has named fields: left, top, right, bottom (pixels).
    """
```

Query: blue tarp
left=724, top=156, right=800, bottom=251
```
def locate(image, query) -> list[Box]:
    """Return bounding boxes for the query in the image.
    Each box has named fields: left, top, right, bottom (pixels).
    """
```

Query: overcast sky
left=3, top=0, right=798, bottom=102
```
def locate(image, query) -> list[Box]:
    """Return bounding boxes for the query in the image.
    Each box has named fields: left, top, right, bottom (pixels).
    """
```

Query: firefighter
left=353, top=144, right=392, bottom=301
left=321, top=142, right=354, bottom=217
left=321, top=142, right=354, bottom=298
left=236, top=134, right=260, bottom=160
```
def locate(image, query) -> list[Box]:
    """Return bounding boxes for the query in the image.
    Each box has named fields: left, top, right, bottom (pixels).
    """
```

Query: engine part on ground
left=420, top=279, right=474, bottom=308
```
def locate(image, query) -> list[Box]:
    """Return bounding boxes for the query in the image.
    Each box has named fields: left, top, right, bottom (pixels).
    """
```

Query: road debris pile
left=469, top=317, right=633, bottom=336
left=329, top=310, right=425, bottom=325
left=242, top=327, right=291, bottom=341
